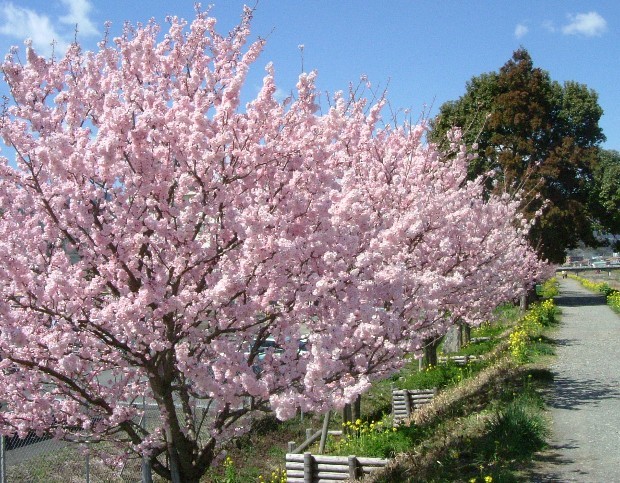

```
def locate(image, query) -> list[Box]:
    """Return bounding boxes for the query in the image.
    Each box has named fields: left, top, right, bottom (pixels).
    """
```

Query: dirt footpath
left=528, top=278, right=620, bottom=482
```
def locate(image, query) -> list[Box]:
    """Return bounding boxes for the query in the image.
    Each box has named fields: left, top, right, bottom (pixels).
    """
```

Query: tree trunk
left=460, top=323, right=471, bottom=346
left=342, top=403, right=353, bottom=436
left=164, top=427, right=182, bottom=483
left=520, top=285, right=538, bottom=313
left=352, top=394, right=361, bottom=423
left=423, top=338, right=441, bottom=368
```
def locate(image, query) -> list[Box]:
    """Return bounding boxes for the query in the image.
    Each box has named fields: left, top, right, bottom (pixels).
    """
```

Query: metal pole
left=164, top=427, right=182, bottom=483
left=85, top=442, right=90, bottom=483
left=0, top=434, right=6, bottom=483
left=318, top=411, right=330, bottom=454
left=141, top=458, right=153, bottom=483
left=141, top=404, right=153, bottom=483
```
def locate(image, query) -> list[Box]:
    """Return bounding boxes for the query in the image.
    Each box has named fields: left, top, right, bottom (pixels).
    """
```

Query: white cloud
left=562, top=11, right=607, bottom=37
left=59, top=0, right=98, bottom=37
left=0, top=3, right=68, bottom=56
left=542, top=20, right=556, bottom=33
left=0, top=1, right=98, bottom=57
left=515, top=23, right=529, bottom=39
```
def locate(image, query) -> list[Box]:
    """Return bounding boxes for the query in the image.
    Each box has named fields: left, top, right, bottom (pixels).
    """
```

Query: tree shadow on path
left=525, top=441, right=588, bottom=482
left=547, top=375, right=620, bottom=410
left=554, top=291, right=606, bottom=307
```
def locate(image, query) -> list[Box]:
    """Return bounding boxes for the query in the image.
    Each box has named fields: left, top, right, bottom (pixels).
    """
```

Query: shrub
left=535, top=299, right=558, bottom=327
left=609, top=291, right=620, bottom=312
left=538, top=277, right=559, bottom=299
left=509, top=300, right=557, bottom=363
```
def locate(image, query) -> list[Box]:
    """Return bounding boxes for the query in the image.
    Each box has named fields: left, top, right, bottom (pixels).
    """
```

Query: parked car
left=244, top=335, right=309, bottom=374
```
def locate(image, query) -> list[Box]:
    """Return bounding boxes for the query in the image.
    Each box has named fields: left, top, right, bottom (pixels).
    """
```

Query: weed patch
left=326, top=418, right=424, bottom=459
left=481, top=392, right=548, bottom=462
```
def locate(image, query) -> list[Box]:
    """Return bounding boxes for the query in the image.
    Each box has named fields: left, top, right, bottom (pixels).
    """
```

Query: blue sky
left=1, top=1, right=618, bottom=150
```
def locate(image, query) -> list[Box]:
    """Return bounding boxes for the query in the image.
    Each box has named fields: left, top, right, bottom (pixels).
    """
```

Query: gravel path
left=529, top=277, right=620, bottom=482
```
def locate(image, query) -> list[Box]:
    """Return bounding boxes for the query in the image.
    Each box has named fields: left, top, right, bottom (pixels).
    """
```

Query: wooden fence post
left=403, top=389, right=412, bottom=418
left=348, top=455, right=359, bottom=479
left=303, top=452, right=313, bottom=483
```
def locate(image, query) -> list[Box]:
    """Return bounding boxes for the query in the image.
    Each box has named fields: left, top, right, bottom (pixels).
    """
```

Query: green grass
left=399, top=360, right=487, bottom=391
left=458, top=337, right=499, bottom=356
left=482, top=390, right=548, bottom=460
left=528, top=336, right=556, bottom=357
left=368, top=368, right=552, bottom=483
left=493, top=303, right=522, bottom=323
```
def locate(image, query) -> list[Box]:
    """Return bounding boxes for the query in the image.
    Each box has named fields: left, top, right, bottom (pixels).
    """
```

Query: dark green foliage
left=591, top=150, right=620, bottom=240
left=430, top=49, right=606, bottom=263
left=597, top=283, right=618, bottom=297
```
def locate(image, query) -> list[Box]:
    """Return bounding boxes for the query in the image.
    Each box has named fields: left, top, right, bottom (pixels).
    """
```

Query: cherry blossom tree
left=0, top=7, right=547, bottom=481
left=337, top=124, right=551, bottom=362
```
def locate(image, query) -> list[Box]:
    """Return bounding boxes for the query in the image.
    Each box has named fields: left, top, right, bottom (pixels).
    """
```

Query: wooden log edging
left=285, top=452, right=390, bottom=482
left=392, top=387, right=437, bottom=422
left=438, top=354, right=482, bottom=366
left=470, top=336, right=491, bottom=344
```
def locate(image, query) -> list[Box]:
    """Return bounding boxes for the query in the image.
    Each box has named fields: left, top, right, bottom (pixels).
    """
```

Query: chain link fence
left=0, top=403, right=164, bottom=483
